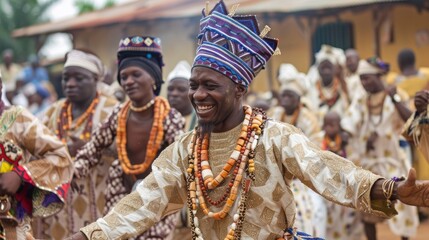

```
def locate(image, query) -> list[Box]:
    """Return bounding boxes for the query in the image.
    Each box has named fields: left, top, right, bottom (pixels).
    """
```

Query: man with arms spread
left=69, top=1, right=429, bottom=239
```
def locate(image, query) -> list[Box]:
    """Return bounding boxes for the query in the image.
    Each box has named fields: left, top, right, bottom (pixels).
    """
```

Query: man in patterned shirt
left=68, top=1, right=429, bottom=239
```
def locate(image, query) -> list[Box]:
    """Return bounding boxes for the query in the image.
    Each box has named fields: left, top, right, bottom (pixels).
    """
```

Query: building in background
left=12, top=0, right=429, bottom=93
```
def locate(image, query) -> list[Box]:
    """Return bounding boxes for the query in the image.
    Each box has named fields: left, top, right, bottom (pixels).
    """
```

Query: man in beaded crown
left=69, top=1, right=429, bottom=240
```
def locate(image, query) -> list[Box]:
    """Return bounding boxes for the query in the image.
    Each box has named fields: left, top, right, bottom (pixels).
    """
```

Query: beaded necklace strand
left=186, top=106, right=267, bottom=240
left=317, top=78, right=340, bottom=108
left=116, top=96, right=170, bottom=175
left=56, top=93, right=100, bottom=143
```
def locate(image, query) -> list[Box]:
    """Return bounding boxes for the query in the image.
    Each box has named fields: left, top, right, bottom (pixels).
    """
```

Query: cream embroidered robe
left=81, top=120, right=398, bottom=240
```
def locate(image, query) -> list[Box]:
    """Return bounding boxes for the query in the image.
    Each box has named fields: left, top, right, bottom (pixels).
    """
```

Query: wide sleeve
left=74, top=105, right=121, bottom=179
left=80, top=141, right=188, bottom=240
left=271, top=122, right=397, bottom=219
left=10, top=108, right=73, bottom=219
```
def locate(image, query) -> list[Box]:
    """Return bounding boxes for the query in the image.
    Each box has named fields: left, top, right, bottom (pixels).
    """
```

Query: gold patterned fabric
left=36, top=95, right=117, bottom=239
left=0, top=106, right=72, bottom=235
left=342, top=92, right=419, bottom=237
left=81, top=120, right=396, bottom=240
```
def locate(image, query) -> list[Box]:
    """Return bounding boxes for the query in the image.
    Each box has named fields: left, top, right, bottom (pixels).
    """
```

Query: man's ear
left=235, top=84, right=247, bottom=99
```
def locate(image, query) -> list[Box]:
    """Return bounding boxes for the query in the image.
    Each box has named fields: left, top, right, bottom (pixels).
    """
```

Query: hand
left=67, top=135, right=86, bottom=157
left=397, top=168, right=429, bottom=207
left=0, top=172, right=22, bottom=196
left=414, top=90, right=429, bottom=114
left=366, top=132, right=378, bottom=152
left=386, top=85, right=397, bottom=98
left=64, top=232, right=87, bottom=240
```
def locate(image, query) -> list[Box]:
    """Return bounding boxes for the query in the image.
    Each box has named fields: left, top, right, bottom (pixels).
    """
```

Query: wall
left=72, top=4, right=429, bottom=93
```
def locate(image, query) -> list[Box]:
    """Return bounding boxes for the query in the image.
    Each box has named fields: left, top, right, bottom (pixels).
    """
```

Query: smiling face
left=119, top=66, right=155, bottom=105
left=189, top=67, right=246, bottom=133
left=62, top=66, right=97, bottom=104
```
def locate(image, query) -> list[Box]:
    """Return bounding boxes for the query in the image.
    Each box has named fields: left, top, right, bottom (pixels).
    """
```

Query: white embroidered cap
left=278, top=63, right=307, bottom=95
left=167, top=60, right=191, bottom=82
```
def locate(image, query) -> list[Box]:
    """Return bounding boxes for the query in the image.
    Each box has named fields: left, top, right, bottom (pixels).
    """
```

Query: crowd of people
left=0, top=1, right=429, bottom=239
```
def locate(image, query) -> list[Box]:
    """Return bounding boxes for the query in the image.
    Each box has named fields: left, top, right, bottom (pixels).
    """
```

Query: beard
left=198, top=120, right=215, bottom=137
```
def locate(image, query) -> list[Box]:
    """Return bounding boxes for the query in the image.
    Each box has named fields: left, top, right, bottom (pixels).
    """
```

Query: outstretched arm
left=67, top=141, right=188, bottom=240
left=74, top=105, right=120, bottom=179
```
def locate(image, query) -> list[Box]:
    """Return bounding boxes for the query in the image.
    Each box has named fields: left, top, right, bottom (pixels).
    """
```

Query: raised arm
left=74, top=105, right=120, bottom=179
left=70, top=141, right=188, bottom=240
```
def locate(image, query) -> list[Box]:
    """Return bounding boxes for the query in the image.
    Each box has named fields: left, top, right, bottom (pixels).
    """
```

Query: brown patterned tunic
left=75, top=100, right=185, bottom=239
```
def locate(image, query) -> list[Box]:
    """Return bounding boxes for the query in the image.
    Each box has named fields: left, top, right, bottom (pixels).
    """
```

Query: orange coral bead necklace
left=57, top=93, right=100, bottom=143
left=116, top=96, right=170, bottom=175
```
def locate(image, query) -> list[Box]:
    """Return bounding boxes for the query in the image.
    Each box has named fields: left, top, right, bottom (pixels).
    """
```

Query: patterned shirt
left=81, top=120, right=396, bottom=240
left=75, top=100, right=185, bottom=240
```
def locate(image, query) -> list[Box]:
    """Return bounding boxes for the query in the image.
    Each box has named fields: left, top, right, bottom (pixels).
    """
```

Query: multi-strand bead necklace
left=56, top=93, right=100, bottom=143
left=116, top=96, right=170, bottom=175
left=186, top=105, right=267, bottom=240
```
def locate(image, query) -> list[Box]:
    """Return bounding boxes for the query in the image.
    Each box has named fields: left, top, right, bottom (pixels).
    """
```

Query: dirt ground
left=377, top=217, right=429, bottom=240
left=172, top=217, right=429, bottom=240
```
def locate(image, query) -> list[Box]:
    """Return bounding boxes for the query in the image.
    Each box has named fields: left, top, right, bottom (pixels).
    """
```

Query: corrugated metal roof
left=12, top=0, right=407, bottom=37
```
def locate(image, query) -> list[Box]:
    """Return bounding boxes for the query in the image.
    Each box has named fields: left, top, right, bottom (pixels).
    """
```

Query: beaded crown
left=193, top=0, right=280, bottom=87
left=117, top=36, right=164, bottom=68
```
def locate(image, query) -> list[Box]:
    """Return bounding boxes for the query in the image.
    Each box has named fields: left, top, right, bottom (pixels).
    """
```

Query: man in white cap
left=273, top=63, right=320, bottom=141
left=167, top=60, right=196, bottom=131
left=36, top=49, right=118, bottom=239
left=342, top=57, right=418, bottom=240
left=308, top=45, right=350, bottom=123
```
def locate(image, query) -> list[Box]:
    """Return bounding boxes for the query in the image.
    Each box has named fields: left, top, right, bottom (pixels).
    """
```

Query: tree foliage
left=0, top=0, right=57, bottom=62
left=75, top=0, right=116, bottom=15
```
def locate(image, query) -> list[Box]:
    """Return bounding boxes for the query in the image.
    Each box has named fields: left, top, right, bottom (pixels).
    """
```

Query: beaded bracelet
left=382, top=176, right=405, bottom=208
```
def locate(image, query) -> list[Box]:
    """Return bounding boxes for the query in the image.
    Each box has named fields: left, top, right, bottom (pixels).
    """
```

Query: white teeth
left=197, top=105, right=213, bottom=111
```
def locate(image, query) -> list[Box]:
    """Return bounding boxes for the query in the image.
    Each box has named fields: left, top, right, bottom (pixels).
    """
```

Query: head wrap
left=65, top=50, right=104, bottom=79
left=358, top=57, right=390, bottom=76
left=116, top=36, right=164, bottom=95
left=315, top=45, right=346, bottom=66
left=118, top=57, right=163, bottom=96
left=167, top=61, right=191, bottom=82
left=278, top=64, right=307, bottom=96
left=192, top=0, right=279, bottom=87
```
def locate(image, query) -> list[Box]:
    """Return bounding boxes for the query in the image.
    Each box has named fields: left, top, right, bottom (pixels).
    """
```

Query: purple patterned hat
left=193, top=0, right=279, bottom=87
left=117, top=36, right=164, bottom=68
